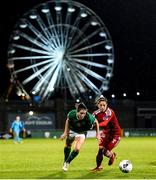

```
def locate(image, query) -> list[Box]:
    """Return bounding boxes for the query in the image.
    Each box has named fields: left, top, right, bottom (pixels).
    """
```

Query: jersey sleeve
left=20, top=121, right=25, bottom=129
left=67, top=110, right=76, bottom=120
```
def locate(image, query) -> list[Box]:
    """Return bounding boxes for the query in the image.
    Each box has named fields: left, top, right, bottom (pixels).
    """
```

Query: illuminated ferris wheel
left=7, top=0, right=114, bottom=101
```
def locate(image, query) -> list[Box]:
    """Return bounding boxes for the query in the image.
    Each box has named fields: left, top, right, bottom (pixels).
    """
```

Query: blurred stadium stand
left=0, top=99, right=156, bottom=138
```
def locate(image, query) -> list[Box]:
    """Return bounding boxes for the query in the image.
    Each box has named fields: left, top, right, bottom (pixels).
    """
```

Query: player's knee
left=75, top=143, right=82, bottom=151
left=65, top=143, right=72, bottom=148
left=65, top=140, right=72, bottom=147
left=66, top=139, right=73, bottom=147
left=103, top=149, right=111, bottom=157
left=74, top=149, right=80, bottom=154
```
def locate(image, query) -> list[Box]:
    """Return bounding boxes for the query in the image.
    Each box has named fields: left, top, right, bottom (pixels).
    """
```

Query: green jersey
left=67, top=110, right=95, bottom=133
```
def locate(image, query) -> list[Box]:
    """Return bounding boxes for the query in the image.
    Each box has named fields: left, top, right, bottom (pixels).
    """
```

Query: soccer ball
left=119, top=160, right=133, bottom=173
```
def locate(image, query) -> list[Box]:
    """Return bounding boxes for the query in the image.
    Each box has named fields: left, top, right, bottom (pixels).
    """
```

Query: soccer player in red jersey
left=92, top=95, right=121, bottom=171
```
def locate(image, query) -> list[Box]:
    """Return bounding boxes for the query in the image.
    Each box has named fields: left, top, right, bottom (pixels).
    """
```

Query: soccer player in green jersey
left=60, top=102, right=100, bottom=171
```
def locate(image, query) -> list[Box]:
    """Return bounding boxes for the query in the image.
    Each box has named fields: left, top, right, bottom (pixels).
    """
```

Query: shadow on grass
left=74, top=169, right=112, bottom=179
left=149, top=161, right=156, bottom=166
left=40, top=169, right=112, bottom=179
left=38, top=170, right=68, bottom=179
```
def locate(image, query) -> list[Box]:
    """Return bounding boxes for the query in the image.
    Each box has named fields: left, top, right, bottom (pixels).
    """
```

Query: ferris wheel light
left=13, top=36, right=20, bottom=40
left=99, top=32, right=106, bottom=37
left=107, top=58, right=113, bottom=64
left=106, top=73, right=112, bottom=78
left=54, top=6, right=62, bottom=11
left=32, top=91, right=36, bottom=95
left=29, top=14, right=37, bottom=19
left=105, top=44, right=112, bottom=50
left=136, top=91, right=140, bottom=96
left=8, top=48, right=16, bottom=54
left=68, top=7, right=75, bottom=12
left=91, top=20, right=98, bottom=26
left=123, top=93, right=127, bottom=97
left=19, top=22, right=27, bottom=29
left=41, top=4, right=49, bottom=13
left=80, top=12, right=87, bottom=17
left=41, top=8, right=49, bottom=13
left=7, top=63, right=15, bottom=69
left=13, top=34, right=20, bottom=40
left=101, top=85, right=109, bottom=91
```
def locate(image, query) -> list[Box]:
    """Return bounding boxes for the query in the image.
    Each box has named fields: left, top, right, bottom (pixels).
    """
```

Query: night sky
left=0, top=0, right=156, bottom=101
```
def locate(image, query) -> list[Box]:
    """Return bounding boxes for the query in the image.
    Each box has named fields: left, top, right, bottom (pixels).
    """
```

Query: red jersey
left=93, top=107, right=121, bottom=137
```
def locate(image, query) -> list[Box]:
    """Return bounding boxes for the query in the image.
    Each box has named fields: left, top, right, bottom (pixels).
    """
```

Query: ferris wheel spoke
left=63, top=11, right=73, bottom=47
left=26, top=20, right=59, bottom=49
left=13, top=59, right=53, bottom=74
left=32, top=76, right=51, bottom=94
left=67, top=64, right=86, bottom=93
left=69, top=57, right=108, bottom=68
left=69, top=40, right=109, bottom=54
left=10, top=55, right=54, bottom=61
left=18, top=30, right=55, bottom=52
left=45, top=11, right=62, bottom=47
left=32, top=63, right=60, bottom=93
left=30, top=10, right=61, bottom=47
left=68, top=28, right=101, bottom=52
left=55, top=9, right=64, bottom=47
left=66, top=12, right=82, bottom=49
left=72, top=63, right=106, bottom=82
left=42, top=64, right=64, bottom=98
left=76, top=70, right=101, bottom=95
left=70, top=22, right=91, bottom=48
left=63, top=66, right=79, bottom=95
left=47, top=64, right=62, bottom=90
left=12, top=43, right=52, bottom=55
left=36, top=14, right=54, bottom=41
left=23, top=62, right=54, bottom=85
left=69, top=53, right=111, bottom=58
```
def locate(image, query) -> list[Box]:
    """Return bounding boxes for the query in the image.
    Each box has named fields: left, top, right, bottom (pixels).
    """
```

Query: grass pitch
left=0, top=137, right=156, bottom=179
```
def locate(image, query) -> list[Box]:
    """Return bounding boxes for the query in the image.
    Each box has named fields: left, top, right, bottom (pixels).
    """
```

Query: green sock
left=66, top=150, right=79, bottom=163
left=64, top=146, right=71, bottom=162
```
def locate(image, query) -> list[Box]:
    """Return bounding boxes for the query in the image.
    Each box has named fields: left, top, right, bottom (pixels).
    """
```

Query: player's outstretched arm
left=10, top=128, right=13, bottom=133
left=60, top=118, right=69, bottom=140
left=95, top=119, right=100, bottom=140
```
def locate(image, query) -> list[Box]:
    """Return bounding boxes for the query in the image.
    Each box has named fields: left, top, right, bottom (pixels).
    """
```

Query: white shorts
left=69, top=130, right=86, bottom=139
